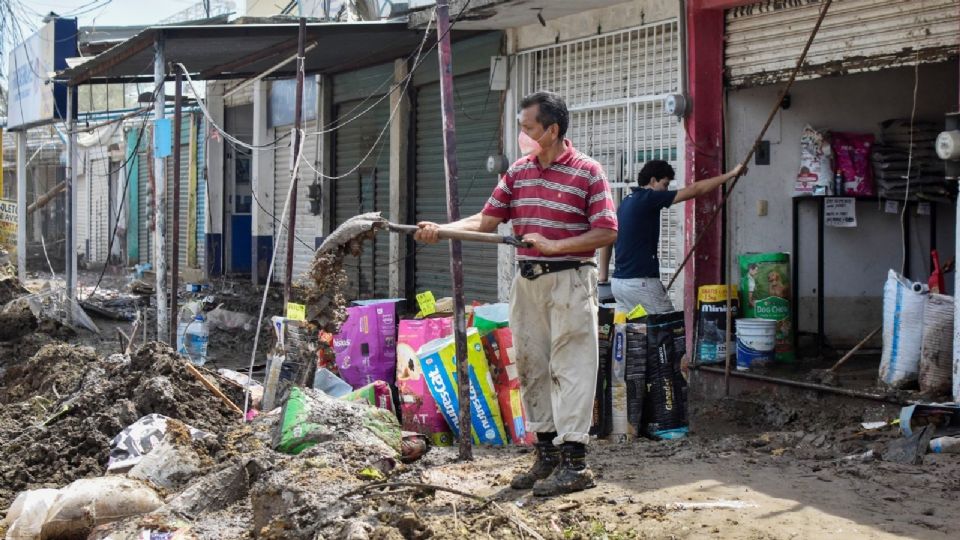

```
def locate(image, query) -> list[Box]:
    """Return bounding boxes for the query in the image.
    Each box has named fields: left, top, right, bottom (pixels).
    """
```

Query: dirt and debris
left=304, top=212, right=380, bottom=334
left=0, top=342, right=237, bottom=508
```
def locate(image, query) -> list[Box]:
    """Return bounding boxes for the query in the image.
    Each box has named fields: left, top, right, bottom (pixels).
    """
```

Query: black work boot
left=510, top=440, right=561, bottom=489
left=532, top=442, right=596, bottom=497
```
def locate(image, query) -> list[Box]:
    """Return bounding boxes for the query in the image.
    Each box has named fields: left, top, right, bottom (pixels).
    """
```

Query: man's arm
left=673, top=165, right=744, bottom=204
left=598, top=245, right=613, bottom=282
left=522, top=228, right=617, bottom=257
left=414, top=212, right=503, bottom=243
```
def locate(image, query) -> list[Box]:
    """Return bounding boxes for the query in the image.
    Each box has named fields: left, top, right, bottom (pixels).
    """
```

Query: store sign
left=824, top=197, right=857, bottom=228
left=6, top=18, right=77, bottom=130
left=0, top=200, right=17, bottom=255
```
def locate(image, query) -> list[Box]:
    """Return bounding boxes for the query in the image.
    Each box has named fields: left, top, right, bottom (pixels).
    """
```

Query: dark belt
left=518, top=260, right=596, bottom=280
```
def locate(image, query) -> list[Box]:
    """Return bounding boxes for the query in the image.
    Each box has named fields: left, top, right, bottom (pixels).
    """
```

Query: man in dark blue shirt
left=599, top=160, right=743, bottom=314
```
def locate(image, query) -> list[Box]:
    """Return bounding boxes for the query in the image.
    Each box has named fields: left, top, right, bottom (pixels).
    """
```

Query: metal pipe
left=284, top=18, right=307, bottom=305
left=66, top=85, right=77, bottom=320
left=16, top=132, right=27, bottom=279
left=436, top=0, right=472, bottom=461
left=697, top=366, right=907, bottom=405
left=154, top=36, right=169, bottom=343
left=171, top=69, right=182, bottom=345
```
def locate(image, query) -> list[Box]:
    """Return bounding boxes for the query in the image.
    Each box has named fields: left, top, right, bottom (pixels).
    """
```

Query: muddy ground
left=2, top=265, right=958, bottom=538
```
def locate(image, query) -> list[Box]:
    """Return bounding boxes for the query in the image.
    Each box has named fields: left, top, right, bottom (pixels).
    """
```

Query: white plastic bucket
left=736, top=318, right=777, bottom=370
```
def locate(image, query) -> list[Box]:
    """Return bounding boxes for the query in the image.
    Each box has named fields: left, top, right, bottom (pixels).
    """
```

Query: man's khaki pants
left=509, top=265, right=599, bottom=446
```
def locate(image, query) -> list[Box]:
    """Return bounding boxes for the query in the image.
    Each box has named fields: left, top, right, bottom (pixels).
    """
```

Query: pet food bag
left=342, top=380, right=397, bottom=413
left=795, top=125, right=833, bottom=197
left=417, top=328, right=508, bottom=445
left=880, top=270, right=927, bottom=388
left=591, top=305, right=615, bottom=438
left=739, top=253, right=793, bottom=362
left=334, top=302, right=398, bottom=388
left=831, top=131, right=876, bottom=197
left=641, top=312, right=688, bottom=440
left=396, top=318, right=454, bottom=446
left=482, top=327, right=535, bottom=445
left=695, top=285, right=739, bottom=365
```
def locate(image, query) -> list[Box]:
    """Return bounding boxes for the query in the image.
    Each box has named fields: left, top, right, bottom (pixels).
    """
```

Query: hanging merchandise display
left=795, top=126, right=833, bottom=197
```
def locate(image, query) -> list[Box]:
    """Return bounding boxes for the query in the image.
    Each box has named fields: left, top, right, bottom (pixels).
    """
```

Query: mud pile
left=303, top=212, right=379, bottom=334
left=0, top=343, right=239, bottom=508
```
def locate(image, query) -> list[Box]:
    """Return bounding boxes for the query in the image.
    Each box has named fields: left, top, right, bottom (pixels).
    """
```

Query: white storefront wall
left=726, top=64, right=958, bottom=345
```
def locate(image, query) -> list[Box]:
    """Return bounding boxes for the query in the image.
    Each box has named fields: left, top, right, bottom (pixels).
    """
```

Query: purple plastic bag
left=334, top=302, right=397, bottom=388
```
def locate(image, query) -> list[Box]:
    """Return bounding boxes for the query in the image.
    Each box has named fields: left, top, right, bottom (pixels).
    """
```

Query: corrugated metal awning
left=725, top=0, right=960, bottom=88
left=58, top=21, right=455, bottom=85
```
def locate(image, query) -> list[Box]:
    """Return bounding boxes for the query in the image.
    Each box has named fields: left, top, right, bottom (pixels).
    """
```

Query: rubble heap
left=0, top=343, right=237, bottom=508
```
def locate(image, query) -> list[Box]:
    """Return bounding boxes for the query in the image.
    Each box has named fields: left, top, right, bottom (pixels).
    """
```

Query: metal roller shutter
left=414, top=70, right=501, bottom=302
left=91, top=157, right=110, bottom=263
left=332, top=97, right=391, bottom=299
left=273, top=123, right=324, bottom=283
left=165, top=115, right=195, bottom=272
left=76, top=155, right=89, bottom=262
left=513, top=20, right=684, bottom=307
left=137, top=142, right=151, bottom=265
left=725, top=0, right=960, bottom=89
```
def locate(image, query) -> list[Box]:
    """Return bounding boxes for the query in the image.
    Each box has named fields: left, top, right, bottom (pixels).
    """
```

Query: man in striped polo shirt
left=415, top=91, right=617, bottom=496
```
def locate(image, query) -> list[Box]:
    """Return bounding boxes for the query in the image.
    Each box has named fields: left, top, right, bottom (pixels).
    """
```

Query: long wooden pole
left=436, top=0, right=471, bottom=461
left=171, top=70, right=182, bottom=345
left=284, top=18, right=306, bottom=304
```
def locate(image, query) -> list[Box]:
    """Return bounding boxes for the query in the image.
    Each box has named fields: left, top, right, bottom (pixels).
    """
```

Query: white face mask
left=518, top=131, right=543, bottom=156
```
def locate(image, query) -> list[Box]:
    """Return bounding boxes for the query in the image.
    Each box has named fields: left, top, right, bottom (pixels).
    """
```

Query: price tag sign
left=286, top=302, right=306, bottom=321
left=416, top=291, right=437, bottom=317
left=626, top=302, right=648, bottom=320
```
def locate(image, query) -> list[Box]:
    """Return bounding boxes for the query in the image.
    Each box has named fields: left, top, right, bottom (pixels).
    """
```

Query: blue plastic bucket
left=736, top=318, right=777, bottom=370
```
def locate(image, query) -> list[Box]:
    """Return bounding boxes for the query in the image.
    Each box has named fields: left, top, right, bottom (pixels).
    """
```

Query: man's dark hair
left=637, top=160, right=675, bottom=187
left=520, top=91, right=569, bottom=138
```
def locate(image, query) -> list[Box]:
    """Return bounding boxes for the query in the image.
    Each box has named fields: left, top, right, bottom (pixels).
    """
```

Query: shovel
left=318, top=211, right=530, bottom=254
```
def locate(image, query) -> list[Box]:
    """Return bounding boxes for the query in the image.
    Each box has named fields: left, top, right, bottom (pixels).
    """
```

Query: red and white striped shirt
left=482, top=139, right=618, bottom=261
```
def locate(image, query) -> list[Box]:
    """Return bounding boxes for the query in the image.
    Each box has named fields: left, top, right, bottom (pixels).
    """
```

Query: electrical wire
left=900, top=56, right=920, bottom=276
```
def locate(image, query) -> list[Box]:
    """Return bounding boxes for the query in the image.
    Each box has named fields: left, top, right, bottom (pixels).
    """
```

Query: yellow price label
left=626, top=302, right=648, bottom=320
left=416, top=291, right=436, bottom=317
left=286, top=302, right=306, bottom=321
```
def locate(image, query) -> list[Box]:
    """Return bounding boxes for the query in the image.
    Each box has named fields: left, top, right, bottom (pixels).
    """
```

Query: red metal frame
left=683, top=1, right=726, bottom=352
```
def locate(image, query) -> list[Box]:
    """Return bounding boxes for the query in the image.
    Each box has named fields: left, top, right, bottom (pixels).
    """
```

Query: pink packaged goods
left=482, top=328, right=535, bottom=445
left=334, top=302, right=398, bottom=389
left=831, top=132, right=876, bottom=196
left=396, top=318, right=454, bottom=446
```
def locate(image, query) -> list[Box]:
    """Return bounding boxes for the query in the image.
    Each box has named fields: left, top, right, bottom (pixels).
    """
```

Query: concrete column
left=684, top=4, right=725, bottom=355
left=389, top=58, right=411, bottom=299
left=16, top=132, right=27, bottom=279
left=251, top=79, right=275, bottom=284
left=205, top=82, right=225, bottom=277
left=497, top=29, right=519, bottom=303
left=153, top=37, right=169, bottom=342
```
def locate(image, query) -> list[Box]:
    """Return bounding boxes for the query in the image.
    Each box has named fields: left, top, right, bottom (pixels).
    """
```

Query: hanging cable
left=900, top=55, right=920, bottom=275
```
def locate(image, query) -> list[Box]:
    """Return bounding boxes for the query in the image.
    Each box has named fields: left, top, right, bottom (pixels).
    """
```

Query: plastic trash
left=206, top=306, right=255, bottom=331
left=2, top=489, right=60, bottom=540
left=40, top=477, right=163, bottom=539
left=929, top=436, right=960, bottom=454
left=177, top=314, right=209, bottom=366
left=313, top=367, right=353, bottom=398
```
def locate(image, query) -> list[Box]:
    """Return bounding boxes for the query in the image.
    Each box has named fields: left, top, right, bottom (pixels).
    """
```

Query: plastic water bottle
left=929, top=436, right=960, bottom=454
left=178, top=315, right=209, bottom=366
